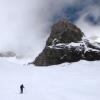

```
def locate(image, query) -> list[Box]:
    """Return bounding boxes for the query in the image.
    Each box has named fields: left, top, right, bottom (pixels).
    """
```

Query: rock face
left=46, top=20, right=84, bottom=45
left=33, top=20, right=100, bottom=66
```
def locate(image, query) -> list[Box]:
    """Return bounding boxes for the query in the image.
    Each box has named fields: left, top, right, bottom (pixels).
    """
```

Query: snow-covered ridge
left=48, top=38, right=100, bottom=53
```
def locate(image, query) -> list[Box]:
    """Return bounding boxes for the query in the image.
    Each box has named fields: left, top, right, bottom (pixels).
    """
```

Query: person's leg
left=22, top=89, right=23, bottom=93
left=20, top=88, right=23, bottom=94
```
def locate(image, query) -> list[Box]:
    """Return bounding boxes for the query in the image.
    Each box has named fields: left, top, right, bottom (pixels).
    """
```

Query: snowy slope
left=0, top=57, right=100, bottom=100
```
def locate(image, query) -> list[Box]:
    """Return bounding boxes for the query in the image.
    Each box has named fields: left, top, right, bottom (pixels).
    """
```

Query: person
left=20, top=84, right=25, bottom=94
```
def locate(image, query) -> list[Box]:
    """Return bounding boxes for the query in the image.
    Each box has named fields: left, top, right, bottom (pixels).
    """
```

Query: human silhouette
left=20, top=84, right=25, bottom=94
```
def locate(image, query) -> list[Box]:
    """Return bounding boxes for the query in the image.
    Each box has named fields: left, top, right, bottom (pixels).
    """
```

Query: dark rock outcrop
left=46, top=20, right=84, bottom=45
left=33, top=20, right=100, bottom=66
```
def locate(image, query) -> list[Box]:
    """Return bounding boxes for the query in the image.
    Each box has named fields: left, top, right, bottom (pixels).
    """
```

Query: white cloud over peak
left=0, top=0, right=100, bottom=58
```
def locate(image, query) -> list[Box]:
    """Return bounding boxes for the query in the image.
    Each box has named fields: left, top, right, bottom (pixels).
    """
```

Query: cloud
left=0, top=0, right=100, bottom=58
left=75, top=4, right=100, bottom=38
left=0, top=0, right=78, bottom=57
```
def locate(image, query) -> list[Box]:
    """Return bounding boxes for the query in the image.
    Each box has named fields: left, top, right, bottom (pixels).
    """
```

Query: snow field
left=0, top=58, right=100, bottom=100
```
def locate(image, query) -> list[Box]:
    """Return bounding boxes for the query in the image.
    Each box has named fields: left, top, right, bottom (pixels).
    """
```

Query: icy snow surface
left=0, top=57, right=100, bottom=100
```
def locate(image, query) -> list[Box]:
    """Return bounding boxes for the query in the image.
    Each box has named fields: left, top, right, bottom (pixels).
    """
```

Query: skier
left=20, top=84, right=25, bottom=94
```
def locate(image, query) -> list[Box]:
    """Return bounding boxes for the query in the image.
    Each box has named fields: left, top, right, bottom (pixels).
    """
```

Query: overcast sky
left=0, top=0, right=100, bottom=57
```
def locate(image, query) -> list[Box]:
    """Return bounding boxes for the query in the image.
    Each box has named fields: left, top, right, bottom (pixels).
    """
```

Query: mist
left=0, top=0, right=76, bottom=57
left=76, top=4, right=100, bottom=38
left=0, top=0, right=100, bottom=58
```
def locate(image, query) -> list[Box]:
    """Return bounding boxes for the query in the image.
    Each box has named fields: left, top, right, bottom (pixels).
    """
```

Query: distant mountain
left=33, top=20, right=100, bottom=66
left=0, top=51, right=16, bottom=57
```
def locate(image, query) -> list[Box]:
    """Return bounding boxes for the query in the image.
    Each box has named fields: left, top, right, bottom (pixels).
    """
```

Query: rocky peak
left=33, top=20, right=100, bottom=66
left=46, top=20, right=84, bottom=45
